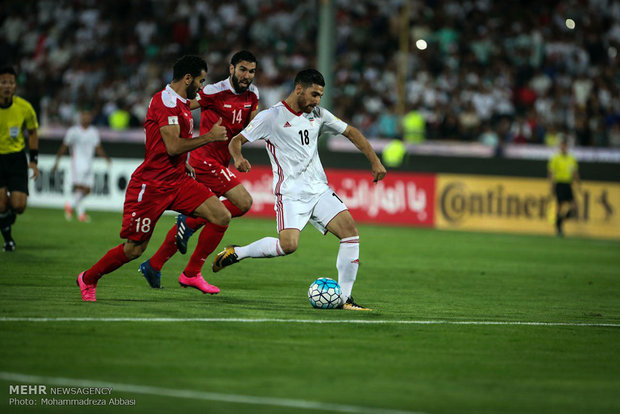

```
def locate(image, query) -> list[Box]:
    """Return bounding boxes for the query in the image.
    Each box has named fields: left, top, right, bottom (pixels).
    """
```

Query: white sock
left=76, top=203, right=86, bottom=217
left=235, top=237, right=285, bottom=260
left=72, top=190, right=85, bottom=211
left=337, top=236, right=360, bottom=301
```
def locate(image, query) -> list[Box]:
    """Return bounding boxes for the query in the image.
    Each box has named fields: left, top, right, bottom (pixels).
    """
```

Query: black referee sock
left=0, top=209, right=16, bottom=242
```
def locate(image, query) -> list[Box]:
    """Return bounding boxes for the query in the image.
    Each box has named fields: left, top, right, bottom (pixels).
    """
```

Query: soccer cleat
left=175, top=214, right=196, bottom=255
left=341, top=297, right=372, bottom=311
left=64, top=202, right=73, bottom=221
left=76, top=271, right=97, bottom=301
left=3, top=240, right=16, bottom=252
left=77, top=213, right=91, bottom=223
left=212, top=245, right=239, bottom=273
left=178, top=272, right=220, bottom=294
left=139, top=259, right=162, bottom=289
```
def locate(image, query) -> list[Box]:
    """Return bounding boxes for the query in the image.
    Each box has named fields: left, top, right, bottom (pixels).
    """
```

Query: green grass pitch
left=1, top=207, right=619, bottom=414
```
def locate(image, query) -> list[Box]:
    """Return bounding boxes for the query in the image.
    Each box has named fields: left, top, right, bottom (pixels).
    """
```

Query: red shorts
left=191, top=159, right=241, bottom=197
left=120, top=175, right=215, bottom=242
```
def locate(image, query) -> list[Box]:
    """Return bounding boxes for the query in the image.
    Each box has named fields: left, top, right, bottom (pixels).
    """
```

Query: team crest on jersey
left=223, top=104, right=232, bottom=108
left=9, top=126, right=19, bottom=139
left=168, top=116, right=179, bottom=125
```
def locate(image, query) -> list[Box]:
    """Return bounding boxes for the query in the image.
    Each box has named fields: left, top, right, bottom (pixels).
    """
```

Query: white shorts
left=274, top=188, right=348, bottom=234
left=71, top=163, right=94, bottom=187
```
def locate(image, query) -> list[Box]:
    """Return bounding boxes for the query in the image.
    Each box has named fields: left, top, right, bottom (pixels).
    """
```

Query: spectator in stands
left=2, top=0, right=620, bottom=148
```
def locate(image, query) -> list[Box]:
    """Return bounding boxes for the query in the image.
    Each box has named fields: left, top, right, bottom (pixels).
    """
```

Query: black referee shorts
left=0, top=151, right=29, bottom=195
left=555, top=182, right=574, bottom=203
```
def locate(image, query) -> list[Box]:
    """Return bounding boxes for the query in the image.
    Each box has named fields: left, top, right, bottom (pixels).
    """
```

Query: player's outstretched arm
left=51, top=143, right=68, bottom=172
left=95, top=144, right=112, bottom=165
left=342, top=126, right=386, bottom=182
left=229, top=134, right=251, bottom=172
left=160, top=118, right=227, bottom=156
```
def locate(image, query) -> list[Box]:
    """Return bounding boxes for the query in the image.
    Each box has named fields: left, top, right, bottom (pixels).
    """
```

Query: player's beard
left=186, top=83, right=199, bottom=100
left=298, top=96, right=314, bottom=113
left=231, top=74, right=250, bottom=93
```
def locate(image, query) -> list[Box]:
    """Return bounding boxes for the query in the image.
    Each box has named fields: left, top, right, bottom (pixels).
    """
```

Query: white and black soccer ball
left=308, top=277, right=343, bottom=309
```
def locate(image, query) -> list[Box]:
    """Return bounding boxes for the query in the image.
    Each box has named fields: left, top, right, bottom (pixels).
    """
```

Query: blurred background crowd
left=2, top=0, right=620, bottom=147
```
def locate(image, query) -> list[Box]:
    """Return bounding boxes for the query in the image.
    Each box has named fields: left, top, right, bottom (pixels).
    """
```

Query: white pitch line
left=0, top=372, right=422, bottom=414
left=0, top=317, right=618, bottom=327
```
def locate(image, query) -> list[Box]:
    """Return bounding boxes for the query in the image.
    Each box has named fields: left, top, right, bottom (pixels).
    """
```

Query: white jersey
left=63, top=125, right=100, bottom=165
left=241, top=101, right=347, bottom=200
left=63, top=125, right=100, bottom=185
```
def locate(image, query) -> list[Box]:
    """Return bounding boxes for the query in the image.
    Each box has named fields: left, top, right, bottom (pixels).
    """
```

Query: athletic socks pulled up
left=337, top=236, right=360, bottom=301
left=149, top=225, right=181, bottom=271
left=83, top=244, right=131, bottom=285
left=235, top=237, right=285, bottom=260
left=149, top=199, right=245, bottom=272
left=183, top=223, right=228, bottom=278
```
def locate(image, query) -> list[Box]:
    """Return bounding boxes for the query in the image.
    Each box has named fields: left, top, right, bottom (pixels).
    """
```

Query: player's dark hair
left=231, top=50, right=257, bottom=67
left=294, top=69, right=325, bottom=88
left=0, top=65, right=17, bottom=77
left=172, top=55, right=208, bottom=81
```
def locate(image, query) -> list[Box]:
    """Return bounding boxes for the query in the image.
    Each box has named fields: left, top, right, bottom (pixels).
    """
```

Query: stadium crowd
left=2, top=0, right=620, bottom=147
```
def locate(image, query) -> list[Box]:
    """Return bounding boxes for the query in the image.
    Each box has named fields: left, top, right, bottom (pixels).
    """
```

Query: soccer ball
left=308, top=278, right=343, bottom=309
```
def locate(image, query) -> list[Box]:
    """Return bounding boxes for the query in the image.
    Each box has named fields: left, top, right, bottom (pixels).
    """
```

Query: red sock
left=183, top=223, right=228, bottom=277
left=185, top=216, right=208, bottom=229
left=222, top=199, right=245, bottom=218
left=149, top=225, right=179, bottom=271
left=84, top=244, right=130, bottom=284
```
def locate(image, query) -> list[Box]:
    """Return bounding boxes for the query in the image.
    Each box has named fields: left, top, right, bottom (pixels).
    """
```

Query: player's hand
left=185, top=162, right=196, bottom=179
left=208, top=118, right=227, bottom=142
left=371, top=161, right=387, bottom=183
left=51, top=162, right=58, bottom=173
left=29, top=162, right=40, bottom=180
left=234, top=157, right=251, bottom=173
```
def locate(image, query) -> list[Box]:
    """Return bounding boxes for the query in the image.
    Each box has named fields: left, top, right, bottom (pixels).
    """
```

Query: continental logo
left=439, top=180, right=612, bottom=225
left=440, top=182, right=553, bottom=223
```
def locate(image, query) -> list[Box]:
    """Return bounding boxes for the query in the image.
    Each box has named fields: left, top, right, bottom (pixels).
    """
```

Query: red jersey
left=132, top=85, right=194, bottom=185
left=190, top=78, right=259, bottom=167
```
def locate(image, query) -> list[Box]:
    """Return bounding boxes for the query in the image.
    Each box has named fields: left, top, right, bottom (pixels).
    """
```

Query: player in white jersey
left=52, top=109, right=110, bottom=222
left=214, top=69, right=387, bottom=310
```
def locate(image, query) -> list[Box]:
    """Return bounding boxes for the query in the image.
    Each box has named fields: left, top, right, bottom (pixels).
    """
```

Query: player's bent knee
left=125, top=250, right=142, bottom=260
left=123, top=241, right=147, bottom=260
left=213, top=209, right=232, bottom=226
left=279, top=241, right=298, bottom=255
left=239, top=196, right=253, bottom=213
left=12, top=205, right=26, bottom=214
left=338, top=226, right=358, bottom=239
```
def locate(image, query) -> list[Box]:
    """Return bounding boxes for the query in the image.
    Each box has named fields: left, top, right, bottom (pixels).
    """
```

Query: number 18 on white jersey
left=241, top=101, right=347, bottom=200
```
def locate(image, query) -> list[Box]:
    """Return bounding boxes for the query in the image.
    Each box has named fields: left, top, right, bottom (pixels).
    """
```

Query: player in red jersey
left=76, top=55, right=229, bottom=302
left=139, top=51, right=259, bottom=288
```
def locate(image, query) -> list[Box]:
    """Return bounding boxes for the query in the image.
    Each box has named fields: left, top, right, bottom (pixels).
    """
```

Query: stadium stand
left=2, top=0, right=619, bottom=147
